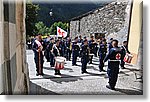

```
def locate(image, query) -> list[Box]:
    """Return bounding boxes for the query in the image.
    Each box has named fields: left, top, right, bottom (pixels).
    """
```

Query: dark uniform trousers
left=81, top=45, right=89, bottom=72
left=65, top=40, right=72, bottom=61
left=44, top=41, right=50, bottom=62
left=107, top=61, right=119, bottom=88
left=34, top=51, right=44, bottom=74
left=66, top=49, right=71, bottom=61
left=60, top=41, right=66, bottom=57
left=50, top=53, right=55, bottom=67
left=99, top=53, right=106, bottom=71
left=81, top=56, right=89, bottom=72
left=72, top=50, right=79, bottom=65
left=98, top=44, right=107, bottom=71
left=44, top=49, right=50, bottom=62
left=48, top=43, right=54, bottom=67
left=72, top=42, right=80, bottom=65
left=89, top=54, right=93, bottom=64
left=88, top=40, right=95, bottom=64
left=120, top=55, right=125, bottom=68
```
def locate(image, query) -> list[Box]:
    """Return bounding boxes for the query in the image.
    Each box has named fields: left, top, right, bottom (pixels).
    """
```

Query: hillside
left=33, top=2, right=111, bottom=27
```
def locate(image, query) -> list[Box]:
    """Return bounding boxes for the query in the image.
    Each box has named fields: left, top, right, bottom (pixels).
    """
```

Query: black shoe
left=55, top=73, right=59, bottom=75
left=121, top=67, right=125, bottom=69
left=100, top=70, right=106, bottom=72
left=58, top=73, right=61, bottom=75
left=106, top=85, right=115, bottom=90
left=36, top=73, right=39, bottom=76
left=82, top=71, right=88, bottom=74
left=38, top=73, right=44, bottom=76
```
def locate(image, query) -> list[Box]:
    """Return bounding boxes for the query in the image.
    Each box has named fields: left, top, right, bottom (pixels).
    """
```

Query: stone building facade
left=70, top=0, right=143, bottom=67
left=0, top=0, right=29, bottom=94
left=70, top=0, right=132, bottom=45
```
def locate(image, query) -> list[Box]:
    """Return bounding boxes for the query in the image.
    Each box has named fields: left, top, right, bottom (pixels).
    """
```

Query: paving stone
left=27, top=50, right=143, bottom=95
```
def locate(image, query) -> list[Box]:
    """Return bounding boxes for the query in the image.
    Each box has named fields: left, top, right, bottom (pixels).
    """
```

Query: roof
left=71, top=10, right=94, bottom=21
left=70, top=2, right=113, bottom=21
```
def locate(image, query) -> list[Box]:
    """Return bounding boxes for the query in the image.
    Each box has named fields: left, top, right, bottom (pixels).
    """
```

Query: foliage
left=36, top=3, right=106, bottom=27
left=35, top=21, right=50, bottom=36
left=26, top=2, right=40, bottom=36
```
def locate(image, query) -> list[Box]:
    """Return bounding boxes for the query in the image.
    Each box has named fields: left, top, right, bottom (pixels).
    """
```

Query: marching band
left=31, top=34, right=133, bottom=90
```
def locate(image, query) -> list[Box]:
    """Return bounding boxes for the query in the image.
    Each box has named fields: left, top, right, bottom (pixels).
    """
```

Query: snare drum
left=55, top=57, right=66, bottom=70
left=124, top=53, right=133, bottom=63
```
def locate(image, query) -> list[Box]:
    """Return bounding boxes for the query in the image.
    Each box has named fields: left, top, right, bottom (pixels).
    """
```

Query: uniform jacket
left=104, top=47, right=121, bottom=62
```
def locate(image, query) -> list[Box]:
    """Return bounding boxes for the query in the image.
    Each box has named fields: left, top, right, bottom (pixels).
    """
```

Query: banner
left=57, top=26, right=67, bottom=38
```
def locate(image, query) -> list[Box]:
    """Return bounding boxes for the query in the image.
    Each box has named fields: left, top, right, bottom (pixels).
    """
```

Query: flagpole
left=57, top=26, right=58, bottom=40
left=67, top=23, right=69, bottom=37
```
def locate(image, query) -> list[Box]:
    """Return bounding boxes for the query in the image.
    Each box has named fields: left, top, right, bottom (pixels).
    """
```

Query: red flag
left=57, top=26, right=67, bottom=38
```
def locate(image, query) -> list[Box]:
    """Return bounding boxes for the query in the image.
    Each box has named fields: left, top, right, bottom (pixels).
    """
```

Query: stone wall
left=0, top=0, right=4, bottom=94
left=0, top=0, right=29, bottom=94
left=70, top=0, right=132, bottom=45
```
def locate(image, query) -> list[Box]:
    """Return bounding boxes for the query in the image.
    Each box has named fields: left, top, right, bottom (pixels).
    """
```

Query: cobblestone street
left=27, top=50, right=142, bottom=95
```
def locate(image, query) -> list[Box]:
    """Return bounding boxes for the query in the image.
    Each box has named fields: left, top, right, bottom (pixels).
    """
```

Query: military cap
left=50, top=37, right=54, bottom=40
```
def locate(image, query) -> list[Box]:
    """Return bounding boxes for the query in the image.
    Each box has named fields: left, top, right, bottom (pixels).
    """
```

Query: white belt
left=109, top=60, right=120, bottom=62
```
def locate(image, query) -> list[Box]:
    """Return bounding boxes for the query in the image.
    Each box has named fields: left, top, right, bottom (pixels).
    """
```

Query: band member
left=78, top=35, right=83, bottom=58
left=32, top=34, right=44, bottom=76
left=88, top=35, right=96, bottom=64
left=27, top=39, right=32, bottom=49
left=81, top=36, right=87, bottom=45
left=59, top=38, right=66, bottom=57
left=65, top=37, right=72, bottom=61
left=72, top=37, right=80, bottom=66
left=78, top=35, right=83, bottom=43
left=94, top=42, right=98, bottom=57
left=80, top=39, right=89, bottom=74
left=44, top=36, right=51, bottom=62
left=83, top=36, right=87, bottom=40
left=120, top=41, right=130, bottom=69
left=108, top=38, right=113, bottom=51
left=104, top=40, right=121, bottom=90
left=47, top=38, right=55, bottom=67
left=52, top=40, right=61, bottom=75
left=31, top=35, right=38, bottom=46
left=99, top=40, right=107, bottom=72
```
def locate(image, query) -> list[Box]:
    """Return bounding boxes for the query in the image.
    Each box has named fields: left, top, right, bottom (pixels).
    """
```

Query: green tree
left=49, top=22, right=69, bottom=36
left=35, top=21, right=47, bottom=35
left=26, top=2, right=40, bottom=36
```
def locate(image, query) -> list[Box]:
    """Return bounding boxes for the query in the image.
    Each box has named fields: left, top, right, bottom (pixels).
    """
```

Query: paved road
left=26, top=50, right=142, bottom=95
